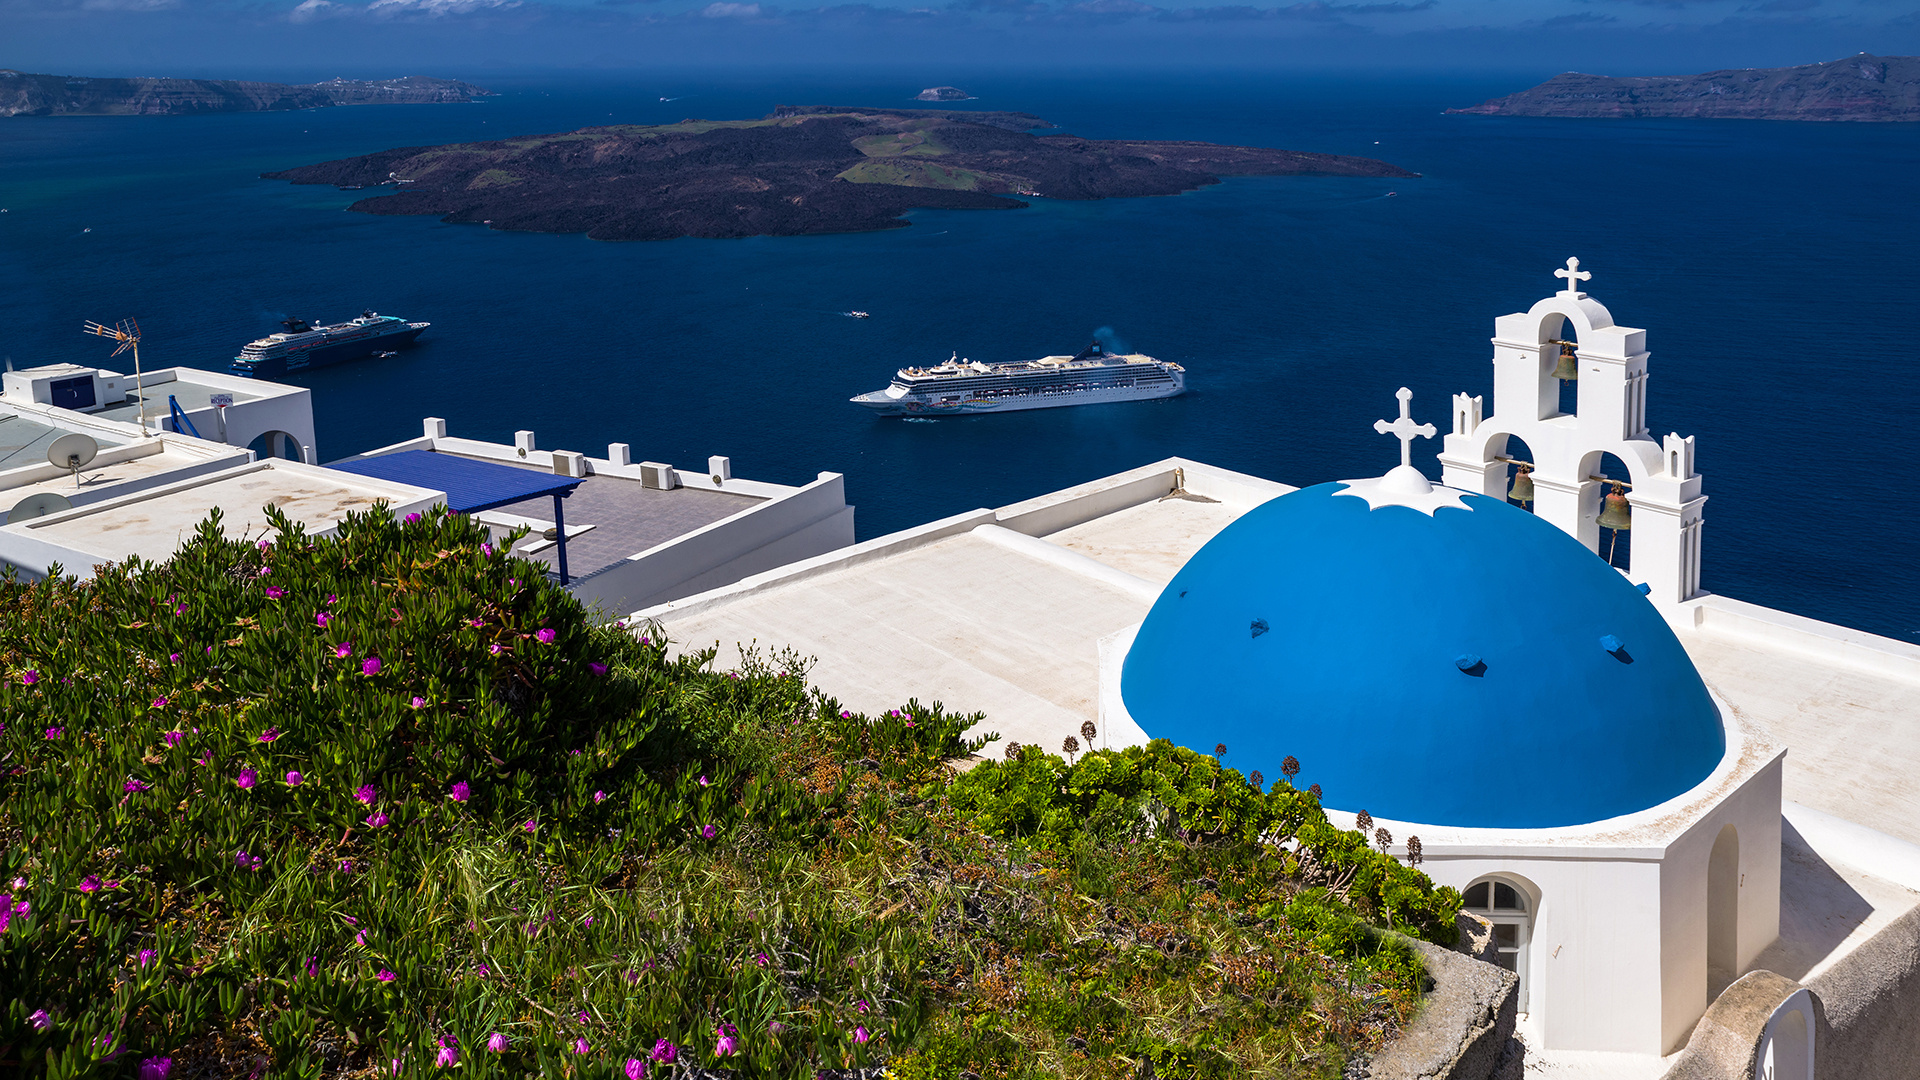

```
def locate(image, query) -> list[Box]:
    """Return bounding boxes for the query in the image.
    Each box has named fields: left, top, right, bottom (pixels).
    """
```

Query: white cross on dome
left=1374, top=386, right=1437, bottom=469
left=1555, top=256, right=1592, bottom=297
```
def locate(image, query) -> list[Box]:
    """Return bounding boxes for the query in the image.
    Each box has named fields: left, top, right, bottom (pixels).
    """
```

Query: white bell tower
left=1438, top=258, right=1707, bottom=606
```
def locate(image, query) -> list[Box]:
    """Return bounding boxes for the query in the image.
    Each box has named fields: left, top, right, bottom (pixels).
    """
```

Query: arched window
left=1464, top=877, right=1533, bottom=1011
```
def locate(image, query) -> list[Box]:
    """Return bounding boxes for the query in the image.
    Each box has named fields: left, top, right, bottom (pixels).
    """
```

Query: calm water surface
left=1, top=74, right=1915, bottom=639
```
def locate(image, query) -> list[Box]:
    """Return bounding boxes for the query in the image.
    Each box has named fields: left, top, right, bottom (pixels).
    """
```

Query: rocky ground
left=1448, top=54, right=1920, bottom=122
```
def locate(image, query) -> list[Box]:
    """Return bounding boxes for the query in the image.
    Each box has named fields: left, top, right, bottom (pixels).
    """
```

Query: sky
left=3, top=0, right=1917, bottom=83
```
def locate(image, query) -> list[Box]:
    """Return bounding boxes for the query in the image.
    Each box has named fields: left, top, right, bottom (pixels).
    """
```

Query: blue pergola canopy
left=330, top=450, right=584, bottom=582
left=331, top=450, right=580, bottom=514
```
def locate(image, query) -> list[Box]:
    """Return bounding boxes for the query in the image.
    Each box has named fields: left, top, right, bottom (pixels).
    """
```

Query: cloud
left=289, top=0, right=336, bottom=20
left=700, top=1, right=761, bottom=13
left=363, top=0, right=519, bottom=15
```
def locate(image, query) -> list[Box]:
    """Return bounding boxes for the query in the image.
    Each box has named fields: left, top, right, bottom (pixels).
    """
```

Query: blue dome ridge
left=1119, top=481, right=1724, bottom=829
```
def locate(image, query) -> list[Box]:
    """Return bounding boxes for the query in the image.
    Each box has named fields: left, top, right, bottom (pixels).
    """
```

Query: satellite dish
left=5, top=491, right=72, bottom=525
left=48, top=432, right=98, bottom=470
left=47, top=432, right=98, bottom=488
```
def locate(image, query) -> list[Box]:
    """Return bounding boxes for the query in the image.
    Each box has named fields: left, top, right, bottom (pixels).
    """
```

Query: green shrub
left=0, top=506, right=1449, bottom=1079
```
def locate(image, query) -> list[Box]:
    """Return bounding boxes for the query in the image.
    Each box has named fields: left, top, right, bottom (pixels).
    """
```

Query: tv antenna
left=48, top=431, right=98, bottom=489
left=82, top=317, right=152, bottom=435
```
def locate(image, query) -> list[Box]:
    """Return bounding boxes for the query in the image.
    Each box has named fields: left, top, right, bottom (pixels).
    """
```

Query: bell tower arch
left=1438, top=258, right=1707, bottom=606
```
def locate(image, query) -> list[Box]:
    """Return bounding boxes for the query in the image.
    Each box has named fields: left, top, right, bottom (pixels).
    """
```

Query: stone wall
left=1368, top=929, right=1523, bottom=1080
left=1806, top=901, right=1920, bottom=1079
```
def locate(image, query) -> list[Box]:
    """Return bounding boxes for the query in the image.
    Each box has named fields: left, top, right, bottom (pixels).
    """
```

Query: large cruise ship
left=851, top=342, right=1185, bottom=416
left=231, top=311, right=429, bottom=377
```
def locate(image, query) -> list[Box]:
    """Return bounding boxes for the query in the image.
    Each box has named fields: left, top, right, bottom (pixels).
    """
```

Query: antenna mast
left=82, top=317, right=151, bottom=436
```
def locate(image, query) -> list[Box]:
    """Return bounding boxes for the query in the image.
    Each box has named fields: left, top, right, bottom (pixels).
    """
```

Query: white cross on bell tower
left=1375, top=386, right=1437, bottom=468
left=1555, top=256, right=1592, bottom=298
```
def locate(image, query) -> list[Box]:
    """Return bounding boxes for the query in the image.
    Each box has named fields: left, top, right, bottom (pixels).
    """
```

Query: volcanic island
left=263, top=105, right=1416, bottom=242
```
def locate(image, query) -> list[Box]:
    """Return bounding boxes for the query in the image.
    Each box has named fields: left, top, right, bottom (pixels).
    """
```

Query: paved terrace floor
left=463, top=457, right=760, bottom=580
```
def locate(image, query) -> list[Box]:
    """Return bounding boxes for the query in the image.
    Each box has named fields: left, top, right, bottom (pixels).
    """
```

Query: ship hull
left=230, top=324, right=426, bottom=378
left=852, top=375, right=1184, bottom=416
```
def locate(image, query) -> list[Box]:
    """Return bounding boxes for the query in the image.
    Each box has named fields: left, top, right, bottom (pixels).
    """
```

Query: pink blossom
left=583, top=915, right=594, bottom=927
left=168, top=653, right=180, bottom=663
left=139, top=1057, right=171, bottom=1080
left=124, top=779, right=151, bottom=794
left=285, top=771, right=303, bottom=787
left=699, top=775, right=711, bottom=787
left=264, top=586, right=285, bottom=600
left=535, top=628, right=556, bottom=644
left=589, top=662, right=608, bottom=676
left=700, top=824, right=717, bottom=840
left=356, top=931, right=368, bottom=946
left=259, top=727, right=280, bottom=743
left=163, top=730, right=184, bottom=748
left=573, top=1037, right=590, bottom=1055
left=355, top=784, right=379, bottom=805
left=486, top=1033, right=509, bottom=1053
left=361, top=656, right=383, bottom=676
left=235, top=769, right=257, bottom=790
left=305, top=956, right=319, bottom=977
left=434, top=1037, right=458, bottom=1067
left=365, top=811, right=389, bottom=829
left=326, top=594, right=337, bottom=606
left=450, top=781, right=470, bottom=803
left=29, top=1009, right=51, bottom=1030
left=489, top=644, right=504, bottom=656
left=754, top=952, right=769, bottom=967
left=522, top=819, right=537, bottom=833
left=23, top=670, right=40, bottom=685
left=258, top=538, right=272, bottom=551
left=841, top=710, right=851, bottom=719
left=715, top=1022, right=739, bottom=1057
left=376, top=969, right=396, bottom=982
left=481, top=543, right=493, bottom=557
left=854, top=1026, right=871, bottom=1045
left=334, top=642, right=354, bottom=659
left=651, top=1040, right=678, bottom=1064
left=410, top=696, right=426, bottom=709
left=138, top=948, right=157, bottom=967
left=78, top=876, right=102, bottom=893
left=151, top=696, right=169, bottom=708
left=339, top=859, right=355, bottom=873
left=45, top=727, right=63, bottom=739
left=856, top=999, right=869, bottom=1014
left=405, top=512, right=422, bottom=524
left=593, top=790, right=607, bottom=804
left=315, top=612, right=330, bottom=628
left=625, top=1059, right=647, bottom=1080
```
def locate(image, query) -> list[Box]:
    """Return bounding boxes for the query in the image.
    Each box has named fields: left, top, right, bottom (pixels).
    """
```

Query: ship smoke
left=1092, top=326, right=1131, bottom=354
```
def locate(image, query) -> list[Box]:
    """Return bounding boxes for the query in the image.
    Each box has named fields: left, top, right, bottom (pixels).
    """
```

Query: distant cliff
left=264, top=107, right=1416, bottom=242
left=0, top=70, right=492, bottom=117
left=1449, top=54, right=1920, bottom=122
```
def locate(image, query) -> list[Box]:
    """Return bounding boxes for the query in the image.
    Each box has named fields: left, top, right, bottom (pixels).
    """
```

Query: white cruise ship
left=851, top=342, right=1185, bottom=416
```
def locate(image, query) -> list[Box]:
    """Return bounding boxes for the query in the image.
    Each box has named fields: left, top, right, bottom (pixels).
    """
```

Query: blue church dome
left=1119, top=480, right=1725, bottom=829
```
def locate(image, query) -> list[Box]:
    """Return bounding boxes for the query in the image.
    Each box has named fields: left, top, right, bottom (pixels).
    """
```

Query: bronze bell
left=1508, top=464, right=1535, bottom=504
left=1552, top=342, right=1579, bottom=381
left=1597, top=481, right=1632, bottom=532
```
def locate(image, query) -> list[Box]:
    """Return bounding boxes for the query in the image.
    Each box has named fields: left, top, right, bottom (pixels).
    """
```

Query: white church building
left=644, top=260, right=1920, bottom=1075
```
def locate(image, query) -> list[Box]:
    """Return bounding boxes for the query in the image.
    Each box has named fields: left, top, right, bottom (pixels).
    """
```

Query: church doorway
left=1464, top=877, right=1533, bottom=1011
left=1708, top=824, right=1740, bottom=1001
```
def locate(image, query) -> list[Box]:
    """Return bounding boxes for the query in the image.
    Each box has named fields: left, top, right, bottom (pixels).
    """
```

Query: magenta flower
left=44, top=727, right=63, bottom=739
left=434, top=1038, right=458, bottom=1068
left=699, top=775, right=711, bottom=787
left=405, top=512, right=422, bottom=524
left=522, top=819, right=537, bottom=833
left=572, top=1037, right=590, bottom=1055
left=338, top=859, right=355, bottom=873
left=168, top=652, right=181, bottom=663
left=78, top=876, right=102, bottom=893
left=315, top=612, right=330, bottom=628
left=700, top=824, right=717, bottom=840
left=355, top=784, right=379, bottom=805
left=334, top=642, right=354, bottom=659
left=361, top=656, right=383, bottom=676
left=139, top=1057, right=171, bottom=1080
left=856, top=999, right=869, bottom=1014
left=365, top=811, right=389, bottom=829
left=754, top=952, right=769, bottom=967
left=535, top=628, right=556, bottom=644
left=486, top=1033, right=509, bottom=1053
left=264, top=586, right=285, bottom=600
left=285, top=771, right=303, bottom=787
left=841, top=710, right=851, bottom=719
left=356, top=930, right=368, bottom=946
left=410, top=696, right=427, bottom=709
left=593, top=790, right=607, bottom=804
left=481, top=543, right=493, bottom=557
left=29, top=1009, right=51, bottom=1031
left=651, top=1039, right=678, bottom=1064
left=625, top=1059, right=647, bottom=1080
left=305, top=956, right=319, bottom=977
left=715, top=1022, right=739, bottom=1057
left=489, top=644, right=504, bottom=656
left=258, top=538, right=272, bottom=551
left=235, top=769, right=257, bottom=790
left=162, top=730, right=183, bottom=748
left=124, top=779, right=151, bottom=794
left=151, top=696, right=169, bottom=708
left=450, top=781, right=470, bottom=802
left=854, top=1026, right=871, bottom=1045
left=327, top=594, right=337, bottom=606
left=583, top=915, right=594, bottom=927
left=376, top=969, right=396, bottom=982
left=22, top=670, right=39, bottom=686
left=589, top=662, right=608, bottom=676
left=259, top=727, right=280, bottom=743
left=138, top=948, right=157, bottom=967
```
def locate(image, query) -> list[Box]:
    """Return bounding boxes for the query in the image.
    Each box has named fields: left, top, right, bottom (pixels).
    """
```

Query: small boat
left=847, top=311, right=871, bottom=319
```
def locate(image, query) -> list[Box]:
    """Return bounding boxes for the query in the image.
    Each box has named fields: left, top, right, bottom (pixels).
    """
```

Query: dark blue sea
left=2, top=73, right=1915, bottom=641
